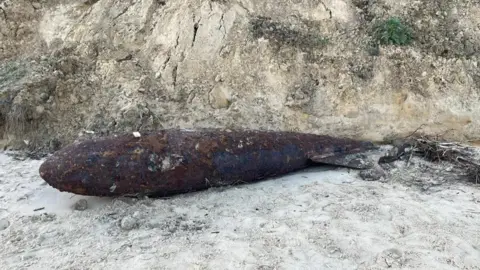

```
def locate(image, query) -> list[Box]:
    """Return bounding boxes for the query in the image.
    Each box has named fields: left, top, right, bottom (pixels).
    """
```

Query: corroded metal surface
left=39, top=128, right=376, bottom=197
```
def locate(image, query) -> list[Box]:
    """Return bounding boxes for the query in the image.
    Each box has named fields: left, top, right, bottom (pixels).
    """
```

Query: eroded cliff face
left=1, top=0, right=479, bottom=151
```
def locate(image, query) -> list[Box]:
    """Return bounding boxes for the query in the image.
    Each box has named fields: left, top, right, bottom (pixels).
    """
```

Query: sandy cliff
left=1, top=0, right=480, bottom=151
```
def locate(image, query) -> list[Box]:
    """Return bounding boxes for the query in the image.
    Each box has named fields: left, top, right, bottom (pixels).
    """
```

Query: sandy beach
left=0, top=150, right=479, bottom=270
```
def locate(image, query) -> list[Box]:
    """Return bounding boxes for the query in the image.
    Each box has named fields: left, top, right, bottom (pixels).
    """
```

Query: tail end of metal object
left=310, top=152, right=374, bottom=169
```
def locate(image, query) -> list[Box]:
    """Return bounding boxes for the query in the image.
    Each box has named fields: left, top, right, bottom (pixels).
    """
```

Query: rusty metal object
left=38, top=128, right=377, bottom=197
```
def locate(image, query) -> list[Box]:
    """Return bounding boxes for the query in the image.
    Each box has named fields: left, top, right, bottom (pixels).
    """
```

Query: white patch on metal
left=160, top=154, right=183, bottom=172
left=110, top=183, right=117, bottom=192
left=161, top=156, right=172, bottom=171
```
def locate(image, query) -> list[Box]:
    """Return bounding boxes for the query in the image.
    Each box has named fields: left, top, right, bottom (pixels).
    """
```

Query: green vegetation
left=373, top=17, right=413, bottom=46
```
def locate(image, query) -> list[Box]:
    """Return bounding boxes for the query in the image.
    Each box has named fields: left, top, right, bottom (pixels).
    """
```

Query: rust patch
left=132, top=148, right=144, bottom=155
left=72, top=186, right=88, bottom=195
left=102, top=151, right=116, bottom=157
left=140, top=133, right=167, bottom=152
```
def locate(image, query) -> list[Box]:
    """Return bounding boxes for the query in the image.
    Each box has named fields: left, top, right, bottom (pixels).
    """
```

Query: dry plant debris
left=380, top=131, right=480, bottom=184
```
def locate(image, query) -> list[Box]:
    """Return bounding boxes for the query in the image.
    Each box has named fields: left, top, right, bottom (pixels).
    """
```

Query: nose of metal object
left=39, top=157, right=56, bottom=183
left=39, top=156, right=91, bottom=195
left=38, top=155, right=69, bottom=194
left=39, top=154, right=68, bottom=185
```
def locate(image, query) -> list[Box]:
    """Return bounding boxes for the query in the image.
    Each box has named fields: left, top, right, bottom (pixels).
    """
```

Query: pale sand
left=0, top=151, right=479, bottom=270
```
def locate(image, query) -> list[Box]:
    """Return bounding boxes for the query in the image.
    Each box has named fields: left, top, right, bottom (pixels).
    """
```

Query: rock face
left=1, top=0, right=480, bottom=151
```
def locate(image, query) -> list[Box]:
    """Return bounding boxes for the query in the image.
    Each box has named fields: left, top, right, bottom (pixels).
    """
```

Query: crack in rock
left=0, top=7, right=6, bottom=21
left=161, top=54, right=171, bottom=71
left=113, top=1, right=134, bottom=20
left=172, top=65, right=177, bottom=87
left=218, top=12, right=226, bottom=39
left=192, top=22, right=199, bottom=47
left=174, top=33, right=180, bottom=49
left=143, top=0, right=165, bottom=37
left=83, top=0, right=100, bottom=5
left=320, top=1, right=332, bottom=19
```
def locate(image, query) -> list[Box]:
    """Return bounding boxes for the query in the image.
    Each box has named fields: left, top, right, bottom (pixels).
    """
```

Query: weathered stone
left=120, top=216, right=138, bottom=231
left=0, top=218, right=10, bottom=231
left=209, top=85, right=232, bottom=109
left=360, top=166, right=387, bottom=182
left=73, top=199, right=88, bottom=211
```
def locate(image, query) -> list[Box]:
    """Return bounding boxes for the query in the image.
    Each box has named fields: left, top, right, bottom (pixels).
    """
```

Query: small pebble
left=132, top=211, right=143, bottom=219
left=360, top=166, right=386, bottom=181
left=39, top=213, right=56, bottom=222
left=120, top=216, right=138, bottom=230
left=0, top=218, right=10, bottom=231
left=74, top=199, right=88, bottom=211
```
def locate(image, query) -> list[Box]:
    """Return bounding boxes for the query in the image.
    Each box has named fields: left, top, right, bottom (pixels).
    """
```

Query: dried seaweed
left=380, top=129, right=480, bottom=184
left=411, top=136, right=480, bottom=184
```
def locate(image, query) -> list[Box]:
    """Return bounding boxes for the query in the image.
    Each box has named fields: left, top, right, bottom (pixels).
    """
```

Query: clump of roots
left=380, top=129, right=480, bottom=184
left=411, top=136, right=480, bottom=184
left=5, top=104, right=29, bottom=135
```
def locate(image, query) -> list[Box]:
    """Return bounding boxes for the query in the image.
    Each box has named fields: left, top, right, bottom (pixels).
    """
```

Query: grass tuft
left=373, top=17, right=413, bottom=46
